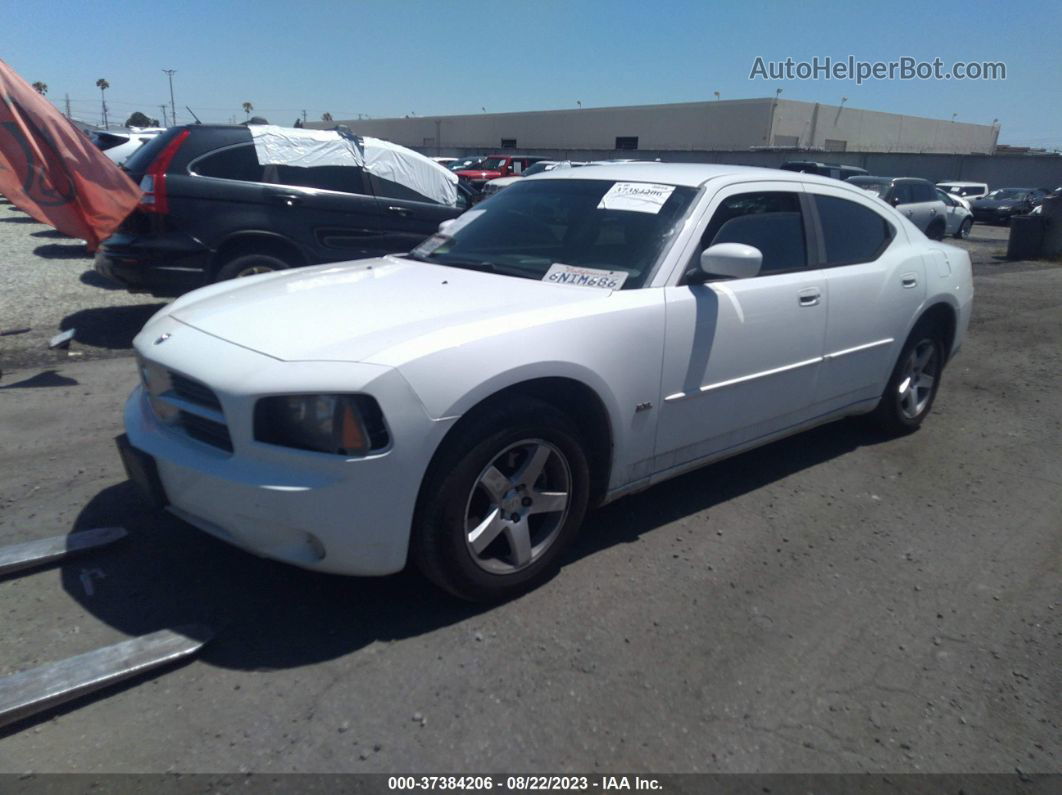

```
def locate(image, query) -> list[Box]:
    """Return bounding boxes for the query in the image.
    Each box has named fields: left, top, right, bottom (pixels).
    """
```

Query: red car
left=455, top=154, right=545, bottom=190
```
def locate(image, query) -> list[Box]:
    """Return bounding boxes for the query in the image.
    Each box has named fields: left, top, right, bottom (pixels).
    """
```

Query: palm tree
left=96, top=78, right=110, bottom=129
left=242, top=101, right=253, bottom=120
left=32, top=81, right=48, bottom=95
left=321, top=112, right=333, bottom=122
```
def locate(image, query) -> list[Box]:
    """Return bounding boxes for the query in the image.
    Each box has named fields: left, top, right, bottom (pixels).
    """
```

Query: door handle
left=386, top=205, right=413, bottom=217
left=901, top=273, right=918, bottom=288
left=798, top=287, right=821, bottom=307
left=267, top=192, right=302, bottom=207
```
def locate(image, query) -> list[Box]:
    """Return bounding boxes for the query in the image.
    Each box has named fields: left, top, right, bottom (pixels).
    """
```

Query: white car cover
left=249, top=125, right=458, bottom=206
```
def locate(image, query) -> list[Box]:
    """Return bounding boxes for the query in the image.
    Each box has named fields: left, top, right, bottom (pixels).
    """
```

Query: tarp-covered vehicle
left=95, top=124, right=471, bottom=296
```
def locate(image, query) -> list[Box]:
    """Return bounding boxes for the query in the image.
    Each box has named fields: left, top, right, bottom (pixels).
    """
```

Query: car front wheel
left=956, top=217, right=973, bottom=239
left=411, top=397, right=590, bottom=602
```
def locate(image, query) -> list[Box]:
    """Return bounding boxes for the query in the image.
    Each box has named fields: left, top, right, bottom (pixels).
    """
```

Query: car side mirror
left=690, top=243, right=762, bottom=282
left=889, top=195, right=901, bottom=207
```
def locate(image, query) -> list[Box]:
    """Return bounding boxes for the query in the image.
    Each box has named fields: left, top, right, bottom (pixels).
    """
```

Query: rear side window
left=701, top=191, right=806, bottom=274
left=368, top=174, right=438, bottom=204
left=271, top=165, right=367, bottom=195
left=191, top=144, right=265, bottom=182
left=813, top=195, right=895, bottom=267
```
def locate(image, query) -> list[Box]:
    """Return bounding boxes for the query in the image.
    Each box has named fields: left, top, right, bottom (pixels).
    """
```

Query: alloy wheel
left=463, top=439, right=572, bottom=575
left=897, top=340, right=939, bottom=419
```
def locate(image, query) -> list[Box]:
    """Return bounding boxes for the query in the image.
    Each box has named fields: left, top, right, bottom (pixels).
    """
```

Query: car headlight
left=254, top=395, right=389, bottom=456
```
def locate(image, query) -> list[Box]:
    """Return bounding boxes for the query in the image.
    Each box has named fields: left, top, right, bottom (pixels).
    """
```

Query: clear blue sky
left=5, top=0, right=1060, bottom=147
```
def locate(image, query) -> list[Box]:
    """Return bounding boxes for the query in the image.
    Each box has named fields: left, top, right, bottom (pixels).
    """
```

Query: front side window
left=270, top=165, right=367, bottom=195
left=408, top=179, right=697, bottom=288
left=192, top=144, right=265, bottom=182
left=813, top=194, right=895, bottom=267
left=698, top=191, right=806, bottom=275
left=910, top=182, right=936, bottom=203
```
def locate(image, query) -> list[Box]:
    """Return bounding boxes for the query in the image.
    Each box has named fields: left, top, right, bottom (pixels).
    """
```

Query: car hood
left=456, top=169, right=501, bottom=179
left=167, top=257, right=613, bottom=366
left=973, top=198, right=1025, bottom=209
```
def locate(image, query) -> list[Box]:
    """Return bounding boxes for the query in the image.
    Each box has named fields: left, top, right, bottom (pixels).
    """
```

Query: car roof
left=937, top=181, right=985, bottom=186
left=534, top=162, right=847, bottom=189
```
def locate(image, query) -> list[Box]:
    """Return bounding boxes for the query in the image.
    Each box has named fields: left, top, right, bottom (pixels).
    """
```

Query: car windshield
left=450, top=158, right=484, bottom=171
left=473, top=157, right=507, bottom=170
left=521, top=161, right=555, bottom=176
left=407, top=179, right=697, bottom=289
left=987, top=189, right=1027, bottom=200
left=850, top=180, right=889, bottom=197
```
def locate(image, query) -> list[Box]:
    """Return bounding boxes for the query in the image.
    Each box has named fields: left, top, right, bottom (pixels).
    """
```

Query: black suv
left=95, top=125, right=471, bottom=296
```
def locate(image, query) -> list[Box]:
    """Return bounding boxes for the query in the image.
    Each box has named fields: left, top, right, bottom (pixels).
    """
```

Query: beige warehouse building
left=311, top=97, right=999, bottom=155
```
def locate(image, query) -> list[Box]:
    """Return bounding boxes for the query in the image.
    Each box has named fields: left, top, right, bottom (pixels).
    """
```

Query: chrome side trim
left=663, top=339, right=894, bottom=403
left=664, top=356, right=822, bottom=402
left=823, top=338, right=894, bottom=361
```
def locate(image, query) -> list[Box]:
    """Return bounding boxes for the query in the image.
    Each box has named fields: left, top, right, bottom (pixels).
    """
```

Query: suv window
left=813, top=194, right=895, bottom=266
left=368, top=174, right=438, bottom=204
left=271, top=165, right=367, bottom=195
left=192, top=144, right=265, bottom=182
left=890, top=183, right=914, bottom=205
left=909, top=182, right=936, bottom=203
left=700, top=192, right=806, bottom=274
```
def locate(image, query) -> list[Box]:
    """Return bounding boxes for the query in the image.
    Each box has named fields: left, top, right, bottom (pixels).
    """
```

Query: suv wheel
left=956, top=218, right=973, bottom=239
left=215, top=252, right=291, bottom=282
left=411, top=397, right=590, bottom=602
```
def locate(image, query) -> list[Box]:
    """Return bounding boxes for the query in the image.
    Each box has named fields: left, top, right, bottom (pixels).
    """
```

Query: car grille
left=178, top=410, right=233, bottom=452
left=139, top=358, right=233, bottom=454
left=169, top=372, right=223, bottom=411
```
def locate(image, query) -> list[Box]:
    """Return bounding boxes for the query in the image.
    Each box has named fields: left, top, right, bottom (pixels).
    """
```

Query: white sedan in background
left=119, top=164, right=974, bottom=601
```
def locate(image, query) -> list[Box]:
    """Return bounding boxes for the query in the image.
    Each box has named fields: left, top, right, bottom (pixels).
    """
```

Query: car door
left=936, top=189, right=961, bottom=235
left=653, top=183, right=827, bottom=476
left=805, top=185, right=926, bottom=412
left=366, top=173, right=465, bottom=253
left=267, top=164, right=385, bottom=262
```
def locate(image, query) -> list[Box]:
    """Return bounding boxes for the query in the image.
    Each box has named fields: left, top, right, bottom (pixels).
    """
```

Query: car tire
left=215, top=252, right=291, bottom=282
left=956, top=218, right=973, bottom=239
left=870, top=321, right=945, bottom=435
left=926, top=220, right=946, bottom=241
left=411, top=396, right=591, bottom=602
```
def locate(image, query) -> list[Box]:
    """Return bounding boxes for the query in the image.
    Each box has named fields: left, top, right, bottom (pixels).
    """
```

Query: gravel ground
left=0, top=211, right=1058, bottom=775
left=0, top=199, right=164, bottom=371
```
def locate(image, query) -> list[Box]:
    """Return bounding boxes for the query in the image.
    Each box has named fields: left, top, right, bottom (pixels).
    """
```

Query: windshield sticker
left=412, top=234, right=448, bottom=257
left=440, top=208, right=485, bottom=236
left=543, top=264, right=628, bottom=290
left=597, top=182, right=676, bottom=214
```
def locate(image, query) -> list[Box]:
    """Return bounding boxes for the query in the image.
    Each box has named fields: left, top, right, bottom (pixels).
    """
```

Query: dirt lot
left=0, top=212, right=1058, bottom=775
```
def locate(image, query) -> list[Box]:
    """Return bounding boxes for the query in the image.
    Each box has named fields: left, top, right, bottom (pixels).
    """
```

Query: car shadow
left=59, top=304, right=167, bottom=350
left=79, top=269, right=126, bottom=290
left=52, top=418, right=888, bottom=682
left=0, top=215, right=43, bottom=224
left=33, top=243, right=90, bottom=259
left=31, top=228, right=74, bottom=239
left=0, top=369, right=79, bottom=390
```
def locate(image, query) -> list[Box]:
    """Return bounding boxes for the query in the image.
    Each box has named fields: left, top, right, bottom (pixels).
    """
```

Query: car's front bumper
left=122, top=322, right=456, bottom=576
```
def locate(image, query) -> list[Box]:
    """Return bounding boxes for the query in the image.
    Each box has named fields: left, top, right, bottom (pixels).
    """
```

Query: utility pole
left=64, top=93, right=71, bottom=119
left=302, top=109, right=307, bottom=124
left=162, top=69, right=177, bottom=129
left=160, top=104, right=168, bottom=126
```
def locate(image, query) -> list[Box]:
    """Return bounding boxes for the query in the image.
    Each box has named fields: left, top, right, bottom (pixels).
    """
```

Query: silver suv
left=846, top=176, right=947, bottom=240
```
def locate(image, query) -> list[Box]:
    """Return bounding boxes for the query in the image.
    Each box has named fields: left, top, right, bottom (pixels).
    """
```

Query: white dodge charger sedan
left=119, top=164, right=973, bottom=601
